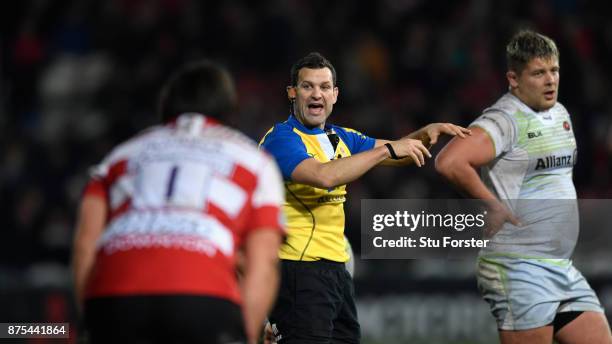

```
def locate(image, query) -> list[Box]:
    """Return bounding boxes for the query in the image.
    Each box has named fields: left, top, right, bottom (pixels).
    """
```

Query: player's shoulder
left=197, top=124, right=278, bottom=175
left=473, top=108, right=516, bottom=130
left=104, top=125, right=165, bottom=163
left=477, top=109, right=515, bottom=122
left=553, top=101, right=570, bottom=117
left=484, top=93, right=533, bottom=121
left=207, top=124, right=266, bottom=154
left=89, top=124, right=165, bottom=178
left=554, top=100, right=567, bottom=110
left=471, top=108, right=518, bottom=146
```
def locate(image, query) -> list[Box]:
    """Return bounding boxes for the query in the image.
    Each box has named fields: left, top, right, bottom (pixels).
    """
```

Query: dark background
left=2, top=0, right=611, bottom=342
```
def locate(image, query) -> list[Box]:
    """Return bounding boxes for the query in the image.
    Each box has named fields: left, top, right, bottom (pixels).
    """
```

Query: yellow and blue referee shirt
left=260, top=115, right=375, bottom=262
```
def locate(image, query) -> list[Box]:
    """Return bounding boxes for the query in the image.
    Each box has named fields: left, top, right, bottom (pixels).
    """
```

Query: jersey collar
left=286, top=115, right=333, bottom=134
left=167, top=113, right=220, bottom=127
left=506, top=92, right=555, bottom=117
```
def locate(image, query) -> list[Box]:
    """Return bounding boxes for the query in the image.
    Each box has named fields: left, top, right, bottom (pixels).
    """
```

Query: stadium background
left=2, top=0, right=612, bottom=343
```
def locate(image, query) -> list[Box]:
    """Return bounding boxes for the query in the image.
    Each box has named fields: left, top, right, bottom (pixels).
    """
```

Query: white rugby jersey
left=472, top=93, right=579, bottom=259
left=83, top=113, right=285, bottom=302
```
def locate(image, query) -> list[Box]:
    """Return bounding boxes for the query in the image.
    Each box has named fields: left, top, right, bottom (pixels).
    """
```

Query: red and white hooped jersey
left=83, top=113, right=285, bottom=304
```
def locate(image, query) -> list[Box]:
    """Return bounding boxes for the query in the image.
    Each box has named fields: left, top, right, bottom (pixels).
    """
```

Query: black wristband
left=384, top=143, right=399, bottom=160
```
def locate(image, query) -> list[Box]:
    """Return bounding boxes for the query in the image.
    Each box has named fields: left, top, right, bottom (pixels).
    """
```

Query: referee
left=260, top=52, right=470, bottom=343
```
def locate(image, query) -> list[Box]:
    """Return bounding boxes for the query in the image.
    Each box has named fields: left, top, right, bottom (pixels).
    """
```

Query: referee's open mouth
left=544, top=90, right=556, bottom=100
left=307, top=103, right=325, bottom=115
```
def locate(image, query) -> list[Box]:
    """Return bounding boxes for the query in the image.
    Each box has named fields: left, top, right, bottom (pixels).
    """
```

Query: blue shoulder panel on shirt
left=334, top=126, right=376, bottom=154
left=260, top=123, right=311, bottom=180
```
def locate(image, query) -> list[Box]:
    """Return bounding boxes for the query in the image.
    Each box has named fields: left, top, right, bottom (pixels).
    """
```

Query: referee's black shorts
left=268, top=259, right=360, bottom=343
left=84, top=295, right=246, bottom=344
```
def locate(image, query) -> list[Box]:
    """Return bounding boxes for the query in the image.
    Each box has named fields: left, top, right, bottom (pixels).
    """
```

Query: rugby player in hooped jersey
left=72, top=61, right=285, bottom=344
left=436, top=30, right=612, bottom=344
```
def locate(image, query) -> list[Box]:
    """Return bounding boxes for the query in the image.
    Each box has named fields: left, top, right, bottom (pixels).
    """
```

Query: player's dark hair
left=158, top=60, right=237, bottom=122
left=290, top=52, right=337, bottom=86
left=506, top=30, right=559, bottom=74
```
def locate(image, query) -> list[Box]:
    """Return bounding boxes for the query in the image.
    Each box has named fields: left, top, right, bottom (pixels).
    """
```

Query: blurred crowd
left=2, top=0, right=612, bottom=285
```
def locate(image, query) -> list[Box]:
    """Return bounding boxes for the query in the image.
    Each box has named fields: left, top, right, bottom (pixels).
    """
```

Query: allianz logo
left=535, top=154, right=572, bottom=170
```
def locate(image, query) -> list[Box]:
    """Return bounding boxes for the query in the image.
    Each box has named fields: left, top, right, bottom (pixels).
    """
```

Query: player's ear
left=286, top=86, right=297, bottom=100
left=506, top=70, right=519, bottom=89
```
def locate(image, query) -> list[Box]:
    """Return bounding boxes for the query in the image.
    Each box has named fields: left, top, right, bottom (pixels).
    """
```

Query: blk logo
left=528, top=131, right=542, bottom=139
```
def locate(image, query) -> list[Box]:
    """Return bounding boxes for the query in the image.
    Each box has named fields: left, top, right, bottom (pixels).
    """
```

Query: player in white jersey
left=436, top=30, right=611, bottom=344
left=72, top=61, right=285, bottom=344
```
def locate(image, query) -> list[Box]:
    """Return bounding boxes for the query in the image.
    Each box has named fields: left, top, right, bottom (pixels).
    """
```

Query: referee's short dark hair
left=158, top=60, right=237, bottom=122
left=290, top=52, right=337, bottom=87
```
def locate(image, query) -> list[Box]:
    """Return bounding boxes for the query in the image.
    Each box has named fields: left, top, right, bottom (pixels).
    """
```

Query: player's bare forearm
left=435, top=137, right=520, bottom=236
left=436, top=130, right=522, bottom=234
left=72, top=195, right=107, bottom=310
left=72, top=244, right=94, bottom=307
left=241, top=229, right=282, bottom=344
left=435, top=129, right=496, bottom=199
left=435, top=157, right=497, bottom=200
